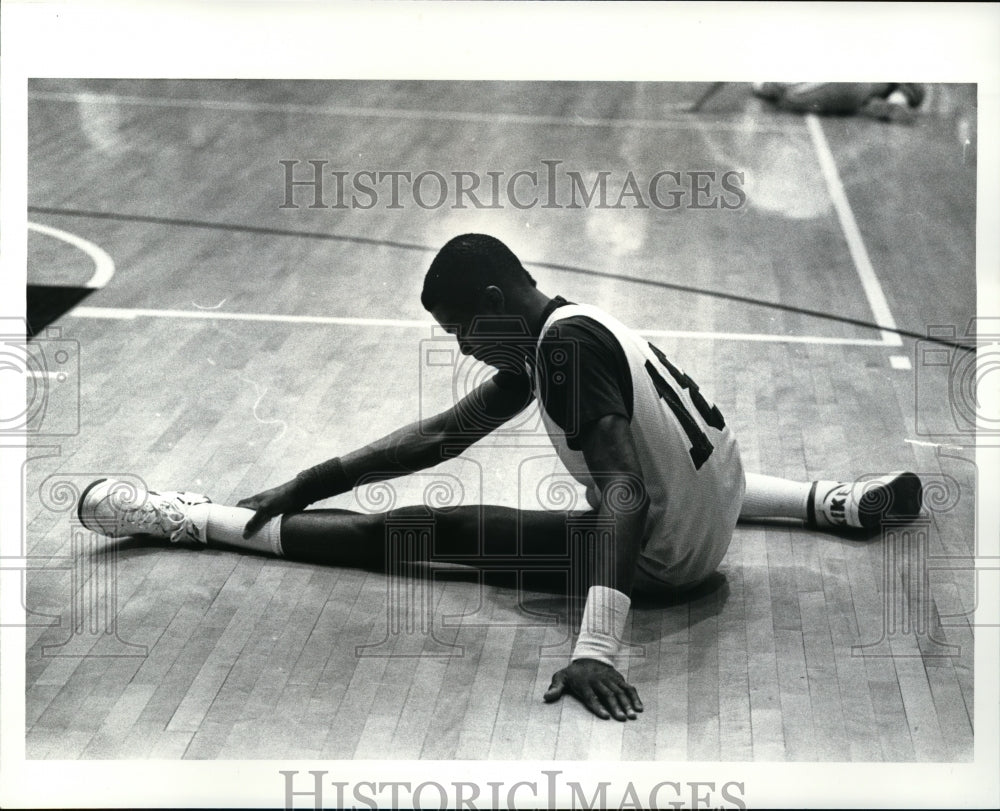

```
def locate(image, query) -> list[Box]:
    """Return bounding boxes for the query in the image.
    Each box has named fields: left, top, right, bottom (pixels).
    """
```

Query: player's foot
left=863, top=97, right=917, bottom=123
left=751, top=82, right=788, bottom=101
left=863, top=83, right=925, bottom=124
left=807, top=472, right=923, bottom=532
left=896, top=83, right=926, bottom=108
left=77, top=478, right=211, bottom=544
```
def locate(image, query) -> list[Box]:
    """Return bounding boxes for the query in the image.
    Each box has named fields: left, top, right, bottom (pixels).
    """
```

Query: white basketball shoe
left=808, top=471, right=923, bottom=532
left=77, top=478, right=211, bottom=544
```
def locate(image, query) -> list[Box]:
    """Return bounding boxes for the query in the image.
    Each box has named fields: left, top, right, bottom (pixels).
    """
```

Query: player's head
left=422, top=233, right=537, bottom=317
left=422, top=233, right=539, bottom=367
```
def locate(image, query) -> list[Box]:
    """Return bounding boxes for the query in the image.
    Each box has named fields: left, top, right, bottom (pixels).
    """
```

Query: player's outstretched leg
left=740, top=471, right=923, bottom=533
left=77, top=478, right=283, bottom=556
left=77, top=478, right=582, bottom=572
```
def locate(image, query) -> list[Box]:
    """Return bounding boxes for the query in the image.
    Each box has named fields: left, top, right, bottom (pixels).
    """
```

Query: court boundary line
left=805, top=114, right=903, bottom=348
left=28, top=90, right=801, bottom=134
left=27, top=221, right=115, bottom=288
left=32, top=206, right=962, bottom=348
left=67, top=305, right=891, bottom=346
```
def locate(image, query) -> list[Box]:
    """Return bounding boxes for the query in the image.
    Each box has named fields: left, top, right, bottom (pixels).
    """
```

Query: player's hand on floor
left=236, top=480, right=308, bottom=538
left=543, top=658, right=643, bottom=721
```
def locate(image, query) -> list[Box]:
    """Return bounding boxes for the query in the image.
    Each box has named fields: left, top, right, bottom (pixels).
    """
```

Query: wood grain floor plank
left=718, top=562, right=753, bottom=761
left=653, top=606, right=690, bottom=761
left=798, top=590, right=850, bottom=760
left=453, top=622, right=519, bottom=759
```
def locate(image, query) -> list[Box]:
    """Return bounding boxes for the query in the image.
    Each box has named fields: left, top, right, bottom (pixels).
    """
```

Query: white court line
left=70, top=306, right=430, bottom=329
left=637, top=328, right=885, bottom=346
left=29, top=90, right=796, bottom=133
left=905, top=438, right=966, bottom=451
left=805, top=114, right=902, bottom=348
left=27, top=221, right=115, bottom=289
left=67, top=305, right=888, bottom=346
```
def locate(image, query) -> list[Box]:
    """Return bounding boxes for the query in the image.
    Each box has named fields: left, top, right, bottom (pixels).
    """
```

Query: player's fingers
left=235, top=496, right=257, bottom=510
left=623, top=682, right=644, bottom=712
left=594, top=682, right=627, bottom=721
left=543, top=672, right=566, bottom=703
left=579, top=687, right=611, bottom=720
left=609, top=683, right=637, bottom=719
left=608, top=673, right=642, bottom=708
left=243, top=509, right=270, bottom=539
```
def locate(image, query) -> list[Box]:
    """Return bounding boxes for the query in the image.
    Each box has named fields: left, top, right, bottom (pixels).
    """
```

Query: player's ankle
left=808, top=472, right=923, bottom=532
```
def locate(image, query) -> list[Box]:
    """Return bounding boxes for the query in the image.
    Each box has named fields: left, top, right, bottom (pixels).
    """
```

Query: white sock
left=188, top=503, right=284, bottom=557
left=739, top=473, right=811, bottom=521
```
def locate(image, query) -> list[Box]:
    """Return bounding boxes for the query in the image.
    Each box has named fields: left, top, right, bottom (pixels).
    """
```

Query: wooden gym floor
left=23, top=80, right=977, bottom=760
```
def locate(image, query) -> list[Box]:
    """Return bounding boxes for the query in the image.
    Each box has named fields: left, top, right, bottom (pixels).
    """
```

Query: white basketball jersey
left=534, top=304, right=746, bottom=587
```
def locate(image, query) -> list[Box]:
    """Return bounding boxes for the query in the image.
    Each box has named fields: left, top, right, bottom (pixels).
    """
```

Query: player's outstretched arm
left=543, top=414, right=649, bottom=721
left=237, top=377, right=528, bottom=537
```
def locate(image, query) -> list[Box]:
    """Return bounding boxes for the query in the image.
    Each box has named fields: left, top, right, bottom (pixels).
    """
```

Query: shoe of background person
left=896, top=83, right=926, bottom=108
left=863, top=83, right=926, bottom=123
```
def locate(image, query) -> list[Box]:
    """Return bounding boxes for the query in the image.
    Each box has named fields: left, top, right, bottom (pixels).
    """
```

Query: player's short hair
left=421, top=233, right=537, bottom=312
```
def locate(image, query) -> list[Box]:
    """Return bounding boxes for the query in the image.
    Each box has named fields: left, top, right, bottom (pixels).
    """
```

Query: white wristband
left=571, top=585, right=631, bottom=667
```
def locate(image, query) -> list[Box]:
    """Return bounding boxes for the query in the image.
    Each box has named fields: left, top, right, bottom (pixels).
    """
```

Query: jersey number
left=644, top=343, right=726, bottom=470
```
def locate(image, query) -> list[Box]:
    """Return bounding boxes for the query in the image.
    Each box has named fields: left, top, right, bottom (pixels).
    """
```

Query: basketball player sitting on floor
left=77, top=234, right=923, bottom=722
